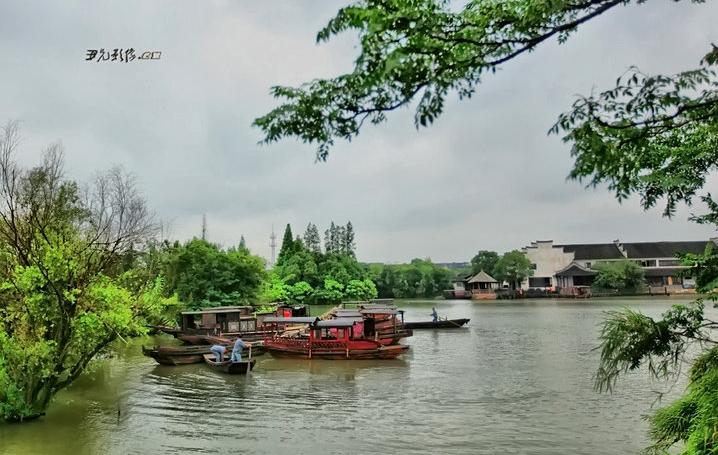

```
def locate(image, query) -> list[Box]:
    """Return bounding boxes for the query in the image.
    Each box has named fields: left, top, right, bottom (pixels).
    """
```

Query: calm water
left=0, top=297, right=707, bottom=455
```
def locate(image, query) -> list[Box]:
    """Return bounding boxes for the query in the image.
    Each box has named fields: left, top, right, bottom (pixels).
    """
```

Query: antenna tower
left=269, top=224, right=277, bottom=266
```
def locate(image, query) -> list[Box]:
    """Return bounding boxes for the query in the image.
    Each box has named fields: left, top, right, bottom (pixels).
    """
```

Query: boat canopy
left=359, top=308, right=403, bottom=315
left=333, top=309, right=362, bottom=317
left=181, top=306, right=254, bottom=315
left=312, top=319, right=356, bottom=328
left=262, top=316, right=317, bottom=324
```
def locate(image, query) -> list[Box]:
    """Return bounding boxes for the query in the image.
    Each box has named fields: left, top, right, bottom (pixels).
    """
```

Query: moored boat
left=142, top=345, right=209, bottom=365
left=203, top=353, right=256, bottom=374
left=160, top=305, right=300, bottom=343
left=143, top=342, right=265, bottom=366
left=331, top=305, right=412, bottom=345
left=263, top=318, right=409, bottom=360
left=404, top=318, right=470, bottom=329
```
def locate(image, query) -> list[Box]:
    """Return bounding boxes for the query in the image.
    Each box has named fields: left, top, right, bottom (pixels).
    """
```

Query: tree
left=254, top=1, right=715, bottom=162
left=303, top=222, right=321, bottom=253
left=324, top=222, right=338, bottom=254
left=369, top=259, right=451, bottom=298
left=335, top=224, right=346, bottom=254
left=260, top=273, right=289, bottom=303
left=470, top=250, right=499, bottom=276
left=0, top=122, right=157, bottom=421
left=592, top=260, right=646, bottom=293
left=169, top=238, right=266, bottom=309
left=595, top=265, right=718, bottom=454
left=239, top=235, right=247, bottom=251
left=313, top=278, right=345, bottom=304
left=276, top=223, right=294, bottom=265
left=344, top=279, right=378, bottom=301
left=286, top=281, right=314, bottom=305
left=494, top=250, right=533, bottom=290
left=344, top=221, right=356, bottom=257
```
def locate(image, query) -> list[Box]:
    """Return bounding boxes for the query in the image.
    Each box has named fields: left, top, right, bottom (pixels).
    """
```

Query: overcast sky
left=1, top=0, right=717, bottom=263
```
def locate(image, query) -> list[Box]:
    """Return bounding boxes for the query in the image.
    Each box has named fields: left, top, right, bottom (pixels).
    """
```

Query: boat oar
left=247, top=344, right=252, bottom=376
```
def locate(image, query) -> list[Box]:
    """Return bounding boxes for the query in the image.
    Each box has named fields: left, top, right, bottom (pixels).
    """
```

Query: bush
left=592, top=260, right=646, bottom=293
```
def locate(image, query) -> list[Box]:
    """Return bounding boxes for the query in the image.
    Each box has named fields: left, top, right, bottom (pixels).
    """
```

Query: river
left=0, top=297, right=708, bottom=454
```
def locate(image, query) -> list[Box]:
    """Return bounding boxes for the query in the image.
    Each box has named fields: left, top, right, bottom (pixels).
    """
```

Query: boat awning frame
left=261, top=316, right=318, bottom=324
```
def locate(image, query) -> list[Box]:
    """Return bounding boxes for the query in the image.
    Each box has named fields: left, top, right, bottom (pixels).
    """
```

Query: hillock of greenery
left=368, top=258, right=453, bottom=299
left=159, top=238, right=266, bottom=310
left=267, top=222, right=377, bottom=304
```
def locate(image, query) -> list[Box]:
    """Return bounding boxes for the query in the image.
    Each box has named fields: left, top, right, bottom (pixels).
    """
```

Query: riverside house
left=521, top=239, right=716, bottom=293
left=466, top=271, right=500, bottom=299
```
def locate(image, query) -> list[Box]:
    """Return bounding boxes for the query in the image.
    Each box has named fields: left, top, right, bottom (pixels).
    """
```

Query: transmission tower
left=269, top=224, right=277, bottom=266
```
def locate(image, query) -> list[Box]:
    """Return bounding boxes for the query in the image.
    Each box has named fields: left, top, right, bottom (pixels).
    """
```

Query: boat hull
left=203, top=354, right=256, bottom=374
left=142, top=346, right=208, bottom=365
left=404, top=318, right=470, bottom=329
left=264, top=341, right=409, bottom=360
left=143, top=344, right=264, bottom=366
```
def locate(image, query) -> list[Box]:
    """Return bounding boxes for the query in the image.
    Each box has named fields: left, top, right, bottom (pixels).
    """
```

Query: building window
left=659, top=259, right=680, bottom=267
left=585, top=262, right=591, bottom=268
left=528, top=277, right=551, bottom=288
left=531, top=263, right=537, bottom=270
left=639, top=260, right=657, bottom=267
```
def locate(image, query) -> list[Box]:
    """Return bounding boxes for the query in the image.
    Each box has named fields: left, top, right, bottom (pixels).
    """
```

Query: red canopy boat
left=331, top=306, right=412, bottom=346
left=263, top=318, right=409, bottom=360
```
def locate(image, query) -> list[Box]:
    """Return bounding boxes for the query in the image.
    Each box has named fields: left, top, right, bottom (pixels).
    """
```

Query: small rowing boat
left=142, top=345, right=209, bottom=365
left=203, top=353, right=256, bottom=374
left=143, top=342, right=265, bottom=366
left=403, top=318, right=470, bottom=329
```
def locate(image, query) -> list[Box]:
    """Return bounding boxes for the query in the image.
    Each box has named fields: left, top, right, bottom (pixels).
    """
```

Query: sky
left=1, top=0, right=717, bottom=263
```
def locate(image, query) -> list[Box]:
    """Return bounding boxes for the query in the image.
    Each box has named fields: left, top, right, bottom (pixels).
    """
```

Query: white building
left=521, top=239, right=715, bottom=290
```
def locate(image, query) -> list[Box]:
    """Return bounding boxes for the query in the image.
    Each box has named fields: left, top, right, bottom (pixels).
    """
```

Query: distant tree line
left=368, top=259, right=454, bottom=299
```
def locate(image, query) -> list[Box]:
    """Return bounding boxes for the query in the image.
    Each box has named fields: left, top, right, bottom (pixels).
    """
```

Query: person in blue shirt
left=231, top=336, right=247, bottom=363
left=210, top=344, right=226, bottom=362
left=431, top=307, right=438, bottom=322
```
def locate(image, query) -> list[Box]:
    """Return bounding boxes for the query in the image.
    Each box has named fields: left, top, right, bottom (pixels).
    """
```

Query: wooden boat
left=203, top=353, right=256, bottom=374
left=142, top=345, right=209, bottom=365
left=330, top=307, right=413, bottom=346
left=404, top=318, right=470, bottom=329
left=143, top=342, right=265, bottom=366
left=263, top=319, right=409, bottom=360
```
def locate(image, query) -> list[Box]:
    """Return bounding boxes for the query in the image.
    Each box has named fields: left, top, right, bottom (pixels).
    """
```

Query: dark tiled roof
left=557, top=243, right=624, bottom=260
left=623, top=241, right=711, bottom=259
left=555, top=262, right=597, bottom=277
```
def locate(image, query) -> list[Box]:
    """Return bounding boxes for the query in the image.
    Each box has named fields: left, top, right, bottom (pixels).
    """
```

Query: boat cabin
left=181, top=306, right=257, bottom=333
left=276, top=303, right=307, bottom=317
left=331, top=306, right=409, bottom=342
left=255, top=303, right=308, bottom=327
left=309, top=319, right=357, bottom=344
